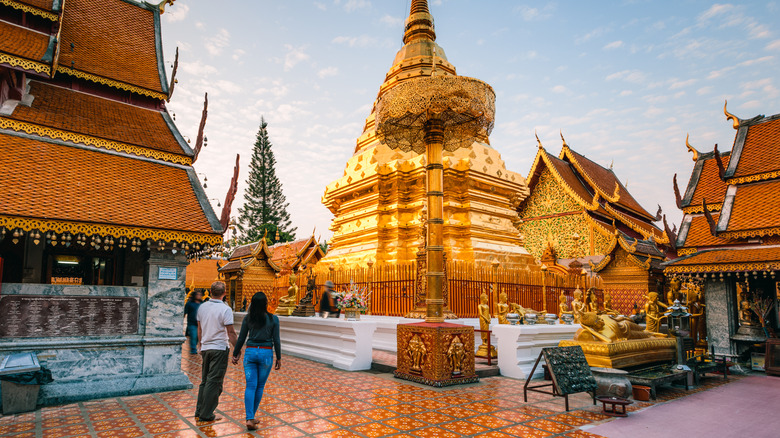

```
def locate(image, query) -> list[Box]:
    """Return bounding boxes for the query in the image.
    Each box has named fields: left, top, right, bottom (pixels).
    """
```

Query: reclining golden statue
left=560, top=312, right=676, bottom=368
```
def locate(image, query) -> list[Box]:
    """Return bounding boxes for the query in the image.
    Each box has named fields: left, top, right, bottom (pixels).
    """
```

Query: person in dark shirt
left=231, top=292, right=281, bottom=430
left=319, top=280, right=340, bottom=318
left=184, top=289, right=203, bottom=354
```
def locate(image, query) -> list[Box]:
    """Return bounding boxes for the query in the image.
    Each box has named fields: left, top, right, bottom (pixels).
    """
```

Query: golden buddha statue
left=408, top=334, right=427, bottom=373
left=571, top=287, right=586, bottom=323
left=687, top=285, right=706, bottom=347
left=447, top=335, right=466, bottom=375
left=476, top=292, right=497, bottom=357
left=739, top=299, right=758, bottom=327
left=603, top=293, right=618, bottom=316
left=497, top=291, right=510, bottom=324
left=575, top=312, right=655, bottom=343
left=275, top=273, right=299, bottom=316
left=667, top=277, right=681, bottom=307
left=644, top=292, right=664, bottom=333
left=558, top=292, right=572, bottom=322
left=587, top=287, right=598, bottom=313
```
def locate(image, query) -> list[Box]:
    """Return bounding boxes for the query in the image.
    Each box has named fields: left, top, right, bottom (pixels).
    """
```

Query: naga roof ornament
left=723, top=100, right=742, bottom=130
left=685, top=133, right=699, bottom=162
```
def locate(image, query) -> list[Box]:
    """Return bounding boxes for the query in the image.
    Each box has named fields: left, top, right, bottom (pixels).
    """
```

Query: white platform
left=233, top=313, right=376, bottom=371
left=233, top=313, right=576, bottom=375
left=492, top=324, right=580, bottom=379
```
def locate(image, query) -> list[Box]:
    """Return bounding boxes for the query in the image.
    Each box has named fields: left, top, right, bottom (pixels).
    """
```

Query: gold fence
left=264, top=261, right=603, bottom=318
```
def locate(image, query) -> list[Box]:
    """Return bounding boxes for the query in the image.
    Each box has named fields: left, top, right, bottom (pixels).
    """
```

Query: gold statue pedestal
left=395, top=322, right=479, bottom=387
left=275, top=306, right=295, bottom=316
left=558, top=338, right=677, bottom=369
left=475, top=344, right=497, bottom=359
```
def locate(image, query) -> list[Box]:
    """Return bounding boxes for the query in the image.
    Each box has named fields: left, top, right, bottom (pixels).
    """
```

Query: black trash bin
left=0, top=353, right=52, bottom=414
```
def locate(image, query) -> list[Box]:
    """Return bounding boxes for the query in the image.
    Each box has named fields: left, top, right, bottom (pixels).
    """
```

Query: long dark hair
left=247, top=292, right=273, bottom=329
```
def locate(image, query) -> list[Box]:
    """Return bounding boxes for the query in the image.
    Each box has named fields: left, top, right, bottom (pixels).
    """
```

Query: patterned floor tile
left=198, top=421, right=245, bottom=437
left=381, top=417, right=428, bottom=431
left=95, top=426, right=147, bottom=438
left=466, top=414, right=514, bottom=429
left=293, top=418, right=339, bottom=434
left=360, top=408, right=399, bottom=421
left=410, top=426, right=460, bottom=438
left=42, top=424, right=91, bottom=437
left=439, top=420, right=489, bottom=435
left=351, top=422, right=400, bottom=437
left=143, top=419, right=191, bottom=434
left=524, top=418, right=573, bottom=434
left=329, top=413, right=371, bottom=427
left=501, top=424, right=553, bottom=437
left=91, top=417, right=137, bottom=432
left=411, top=411, right=455, bottom=425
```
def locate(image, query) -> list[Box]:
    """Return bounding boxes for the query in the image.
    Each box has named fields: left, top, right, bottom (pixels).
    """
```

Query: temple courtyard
left=0, top=348, right=776, bottom=438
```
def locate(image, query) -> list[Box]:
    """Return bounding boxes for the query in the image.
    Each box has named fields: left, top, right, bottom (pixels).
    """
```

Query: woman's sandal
left=246, top=420, right=257, bottom=430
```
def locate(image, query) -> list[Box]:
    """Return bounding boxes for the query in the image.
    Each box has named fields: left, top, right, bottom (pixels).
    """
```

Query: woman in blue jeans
left=231, top=292, right=281, bottom=430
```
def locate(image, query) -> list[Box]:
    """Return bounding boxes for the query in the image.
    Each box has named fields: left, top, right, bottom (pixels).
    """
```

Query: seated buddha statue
left=575, top=312, right=655, bottom=343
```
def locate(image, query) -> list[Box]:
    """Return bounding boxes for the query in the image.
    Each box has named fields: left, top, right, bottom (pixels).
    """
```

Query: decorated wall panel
left=518, top=169, right=580, bottom=219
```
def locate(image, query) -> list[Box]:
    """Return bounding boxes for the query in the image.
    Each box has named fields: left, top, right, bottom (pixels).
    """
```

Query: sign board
left=0, top=295, right=139, bottom=338
left=158, top=267, right=178, bottom=280
left=543, top=346, right=598, bottom=396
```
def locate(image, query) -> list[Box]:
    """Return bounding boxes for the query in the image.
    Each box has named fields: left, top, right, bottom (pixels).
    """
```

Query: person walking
left=231, top=292, right=281, bottom=430
left=319, top=280, right=340, bottom=318
left=195, top=281, right=237, bottom=423
left=184, top=289, right=203, bottom=354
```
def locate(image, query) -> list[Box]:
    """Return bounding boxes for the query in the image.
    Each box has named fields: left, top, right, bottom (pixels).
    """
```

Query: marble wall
left=705, top=280, right=737, bottom=355
left=0, top=252, right=193, bottom=409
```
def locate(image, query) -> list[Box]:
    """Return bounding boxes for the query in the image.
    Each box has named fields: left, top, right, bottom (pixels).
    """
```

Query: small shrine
left=664, top=104, right=780, bottom=359
left=517, top=140, right=672, bottom=314
left=0, top=0, right=233, bottom=406
left=219, top=234, right=325, bottom=311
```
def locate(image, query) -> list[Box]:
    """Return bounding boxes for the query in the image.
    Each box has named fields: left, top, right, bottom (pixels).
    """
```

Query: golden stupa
left=321, top=0, right=532, bottom=267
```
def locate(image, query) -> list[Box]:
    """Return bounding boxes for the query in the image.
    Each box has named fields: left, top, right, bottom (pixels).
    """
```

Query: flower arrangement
left=336, top=282, right=370, bottom=312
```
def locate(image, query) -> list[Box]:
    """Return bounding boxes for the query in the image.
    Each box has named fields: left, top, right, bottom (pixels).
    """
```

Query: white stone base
left=491, top=324, right=580, bottom=379
left=233, top=313, right=377, bottom=371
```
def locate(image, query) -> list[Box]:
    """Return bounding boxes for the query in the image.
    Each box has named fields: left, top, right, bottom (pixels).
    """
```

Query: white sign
left=158, top=267, right=178, bottom=280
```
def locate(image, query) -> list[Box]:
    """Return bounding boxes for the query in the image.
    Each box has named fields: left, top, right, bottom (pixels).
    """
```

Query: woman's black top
left=233, top=314, right=281, bottom=360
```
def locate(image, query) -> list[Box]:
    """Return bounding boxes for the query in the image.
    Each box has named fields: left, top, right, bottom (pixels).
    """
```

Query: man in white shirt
left=194, top=281, right=237, bottom=422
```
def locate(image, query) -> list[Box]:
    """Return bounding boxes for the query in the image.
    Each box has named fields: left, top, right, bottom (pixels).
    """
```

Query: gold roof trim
left=0, top=0, right=58, bottom=20
left=726, top=170, right=780, bottom=185
left=0, top=214, right=223, bottom=246
left=603, top=203, right=668, bottom=244
left=56, top=66, right=169, bottom=100
left=0, top=53, right=52, bottom=75
left=0, top=118, right=192, bottom=165
left=590, top=255, right=612, bottom=272
left=720, top=227, right=780, bottom=240
left=676, top=248, right=697, bottom=256
left=665, top=261, right=780, bottom=274
left=535, top=150, right=602, bottom=212
left=560, top=145, right=621, bottom=203
left=682, top=203, right=722, bottom=215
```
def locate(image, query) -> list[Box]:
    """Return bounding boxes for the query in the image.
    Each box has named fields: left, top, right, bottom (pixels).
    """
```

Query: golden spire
left=560, top=130, right=568, bottom=148
left=685, top=133, right=699, bottom=162
left=535, top=130, right=544, bottom=149
left=404, top=0, right=436, bottom=44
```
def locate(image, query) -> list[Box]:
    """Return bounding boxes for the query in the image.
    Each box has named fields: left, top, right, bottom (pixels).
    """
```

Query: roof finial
left=535, top=130, right=543, bottom=149
left=560, top=130, right=568, bottom=147
left=403, top=0, right=436, bottom=45
left=157, top=0, right=176, bottom=14
left=724, top=100, right=741, bottom=130
left=609, top=159, right=614, bottom=170
left=685, top=133, right=699, bottom=162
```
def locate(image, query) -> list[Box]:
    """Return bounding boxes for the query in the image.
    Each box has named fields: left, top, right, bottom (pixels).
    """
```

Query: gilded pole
left=424, top=118, right=445, bottom=322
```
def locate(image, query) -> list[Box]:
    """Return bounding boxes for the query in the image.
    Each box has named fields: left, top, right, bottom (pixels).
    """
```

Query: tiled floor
left=0, top=347, right=737, bottom=438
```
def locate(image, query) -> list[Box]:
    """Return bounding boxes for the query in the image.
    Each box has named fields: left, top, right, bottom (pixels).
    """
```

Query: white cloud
left=338, top=0, right=371, bottom=12
left=551, top=85, right=568, bottom=93
left=332, top=35, right=378, bottom=48
left=603, top=40, right=624, bottom=50
left=162, top=4, right=189, bottom=23
left=696, top=86, right=712, bottom=95
left=204, top=29, right=230, bottom=56
left=606, top=69, right=647, bottom=84
left=314, top=1, right=327, bottom=10
left=669, top=79, right=696, bottom=90
left=282, top=45, right=310, bottom=71
left=514, top=4, right=556, bottom=21
left=318, top=66, right=339, bottom=78
left=767, top=40, right=780, bottom=50
left=619, top=90, right=633, bottom=97
left=232, top=49, right=246, bottom=61
left=576, top=26, right=608, bottom=44
left=380, top=14, right=402, bottom=27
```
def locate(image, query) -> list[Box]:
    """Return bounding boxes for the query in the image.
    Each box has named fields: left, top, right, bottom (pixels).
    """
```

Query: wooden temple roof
left=4, top=81, right=189, bottom=159
left=522, top=142, right=667, bottom=244
left=0, top=132, right=219, bottom=242
left=666, top=107, right=780, bottom=273
left=0, top=20, right=52, bottom=64
left=0, top=0, right=223, bottom=248
left=57, top=0, right=168, bottom=97
left=220, top=236, right=324, bottom=273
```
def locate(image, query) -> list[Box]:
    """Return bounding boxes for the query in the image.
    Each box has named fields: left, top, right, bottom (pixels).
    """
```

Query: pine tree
left=237, top=117, right=296, bottom=244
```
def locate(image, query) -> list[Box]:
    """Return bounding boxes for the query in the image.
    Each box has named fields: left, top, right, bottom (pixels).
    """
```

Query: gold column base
left=395, top=322, right=478, bottom=387
left=475, top=344, right=497, bottom=359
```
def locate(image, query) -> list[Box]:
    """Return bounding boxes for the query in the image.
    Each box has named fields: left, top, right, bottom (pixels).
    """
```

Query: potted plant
left=337, top=282, right=370, bottom=320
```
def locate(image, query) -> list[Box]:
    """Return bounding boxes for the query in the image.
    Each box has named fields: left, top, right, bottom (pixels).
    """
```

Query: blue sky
left=160, top=1, right=780, bottom=243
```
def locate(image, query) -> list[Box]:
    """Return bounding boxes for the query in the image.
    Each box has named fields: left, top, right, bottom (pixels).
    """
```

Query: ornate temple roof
left=57, top=0, right=168, bottom=97
left=221, top=235, right=323, bottom=273
left=0, top=132, right=220, bottom=243
left=4, top=81, right=190, bottom=160
left=666, top=107, right=780, bottom=272
left=665, top=246, right=780, bottom=274
left=0, top=20, right=52, bottom=64
left=0, top=0, right=224, bottom=249
left=681, top=151, right=731, bottom=213
left=522, top=142, right=666, bottom=243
